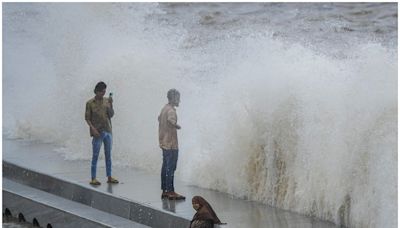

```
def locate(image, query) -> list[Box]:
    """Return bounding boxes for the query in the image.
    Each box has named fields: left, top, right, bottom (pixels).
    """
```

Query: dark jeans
left=161, top=149, right=178, bottom=192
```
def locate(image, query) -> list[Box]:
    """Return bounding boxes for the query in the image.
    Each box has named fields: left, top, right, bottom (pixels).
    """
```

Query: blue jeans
left=161, top=149, right=178, bottom=192
left=91, top=131, right=112, bottom=179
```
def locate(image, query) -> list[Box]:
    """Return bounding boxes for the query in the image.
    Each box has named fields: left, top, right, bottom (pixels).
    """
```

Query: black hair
left=167, top=88, right=180, bottom=101
left=94, top=81, right=107, bottom=94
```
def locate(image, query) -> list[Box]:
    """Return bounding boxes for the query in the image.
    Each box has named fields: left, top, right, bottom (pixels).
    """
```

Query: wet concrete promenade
left=3, top=139, right=339, bottom=228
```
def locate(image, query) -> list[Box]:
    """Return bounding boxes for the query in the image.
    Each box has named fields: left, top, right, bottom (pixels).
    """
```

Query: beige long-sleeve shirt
left=158, top=104, right=178, bottom=150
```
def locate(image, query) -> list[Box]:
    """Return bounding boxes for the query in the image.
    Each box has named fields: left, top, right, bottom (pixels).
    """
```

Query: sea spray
left=178, top=38, right=396, bottom=228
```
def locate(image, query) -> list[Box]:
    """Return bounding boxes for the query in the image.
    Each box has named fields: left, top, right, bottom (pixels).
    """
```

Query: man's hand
left=91, top=126, right=101, bottom=138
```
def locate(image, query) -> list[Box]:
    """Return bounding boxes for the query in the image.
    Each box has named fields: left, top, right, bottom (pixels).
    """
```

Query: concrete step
left=3, top=178, right=149, bottom=228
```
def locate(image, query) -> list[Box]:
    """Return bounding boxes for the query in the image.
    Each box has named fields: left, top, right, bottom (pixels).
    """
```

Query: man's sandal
left=107, top=177, right=119, bottom=184
left=168, top=192, right=186, bottom=200
left=90, top=179, right=101, bottom=185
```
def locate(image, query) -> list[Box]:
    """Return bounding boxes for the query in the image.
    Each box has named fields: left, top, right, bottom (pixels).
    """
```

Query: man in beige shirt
left=159, top=88, right=185, bottom=200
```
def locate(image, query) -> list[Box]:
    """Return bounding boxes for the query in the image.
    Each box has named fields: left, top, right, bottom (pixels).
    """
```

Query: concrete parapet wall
left=3, top=179, right=149, bottom=228
left=4, top=190, right=109, bottom=228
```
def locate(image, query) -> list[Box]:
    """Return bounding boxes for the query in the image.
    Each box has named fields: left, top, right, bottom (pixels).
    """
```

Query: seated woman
left=190, top=196, right=226, bottom=228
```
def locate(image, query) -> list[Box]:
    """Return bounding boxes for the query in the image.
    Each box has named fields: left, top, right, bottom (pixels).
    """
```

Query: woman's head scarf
left=192, top=196, right=224, bottom=224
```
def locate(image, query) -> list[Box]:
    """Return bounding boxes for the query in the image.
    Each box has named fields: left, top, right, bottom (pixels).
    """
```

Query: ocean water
left=3, top=3, right=397, bottom=228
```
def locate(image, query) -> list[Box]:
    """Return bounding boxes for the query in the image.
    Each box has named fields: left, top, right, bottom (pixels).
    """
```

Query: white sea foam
left=3, top=3, right=397, bottom=228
